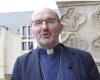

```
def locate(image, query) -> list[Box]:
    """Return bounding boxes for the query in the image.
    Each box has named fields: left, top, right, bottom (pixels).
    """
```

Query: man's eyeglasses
left=32, top=18, right=60, bottom=26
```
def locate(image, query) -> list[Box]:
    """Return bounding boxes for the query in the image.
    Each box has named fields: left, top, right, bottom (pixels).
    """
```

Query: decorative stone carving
left=92, top=36, right=100, bottom=48
left=57, top=1, right=100, bottom=65
left=60, top=33, right=88, bottom=50
left=61, top=7, right=86, bottom=32
left=91, top=6, right=100, bottom=50
left=91, top=6, right=100, bottom=24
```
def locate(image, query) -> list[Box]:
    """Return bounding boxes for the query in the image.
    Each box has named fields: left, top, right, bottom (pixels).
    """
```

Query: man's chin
left=41, top=41, right=51, bottom=45
left=40, top=41, right=52, bottom=46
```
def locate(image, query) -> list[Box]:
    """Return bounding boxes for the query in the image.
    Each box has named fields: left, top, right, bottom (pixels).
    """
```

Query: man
left=11, top=8, right=100, bottom=80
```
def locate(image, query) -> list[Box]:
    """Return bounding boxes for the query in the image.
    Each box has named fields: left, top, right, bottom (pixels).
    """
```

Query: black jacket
left=11, top=44, right=100, bottom=80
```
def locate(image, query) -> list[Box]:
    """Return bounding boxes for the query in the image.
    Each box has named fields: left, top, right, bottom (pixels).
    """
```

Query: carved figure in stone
left=59, top=32, right=70, bottom=43
left=92, top=36, right=100, bottom=48
left=92, top=6, right=100, bottom=24
left=61, top=33, right=88, bottom=50
left=61, top=7, right=86, bottom=32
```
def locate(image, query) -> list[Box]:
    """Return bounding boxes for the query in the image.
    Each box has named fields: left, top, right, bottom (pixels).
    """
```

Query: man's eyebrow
left=33, top=17, right=58, bottom=21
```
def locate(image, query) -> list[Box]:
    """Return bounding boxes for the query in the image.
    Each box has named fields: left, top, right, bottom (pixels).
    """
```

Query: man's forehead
left=32, top=8, right=58, bottom=20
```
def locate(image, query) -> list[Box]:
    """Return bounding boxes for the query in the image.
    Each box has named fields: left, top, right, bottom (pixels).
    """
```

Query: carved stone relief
left=91, top=6, right=100, bottom=51
left=60, top=32, right=88, bottom=50
left=61, top=7, right=86, bottom=32
left=92, top=35, right=100, bottom=49
left=91, top=6, right=100, bottom=25
left=57, top=1, right=100, bottom=64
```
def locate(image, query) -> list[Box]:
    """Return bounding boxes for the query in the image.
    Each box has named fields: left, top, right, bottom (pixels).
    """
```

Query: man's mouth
left=42, top=33, right=50, bottom=38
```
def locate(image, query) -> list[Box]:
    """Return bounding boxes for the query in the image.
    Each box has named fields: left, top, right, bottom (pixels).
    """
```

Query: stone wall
left=57, top=1, right=100, bottom=71
left=0, top=26, right=8, bottom=80
left=0, top=26, right=22, bottom=80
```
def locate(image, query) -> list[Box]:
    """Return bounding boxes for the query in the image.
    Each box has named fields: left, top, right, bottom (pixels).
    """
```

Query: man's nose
left=42, top=21, right=48, bottom=30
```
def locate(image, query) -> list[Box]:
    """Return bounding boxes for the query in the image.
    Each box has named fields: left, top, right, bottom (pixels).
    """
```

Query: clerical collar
left=37, top=43, right=61, bottom=55
left=46, top=49, right=54, bottom=54
left=38, top=48, right=54, bottom=55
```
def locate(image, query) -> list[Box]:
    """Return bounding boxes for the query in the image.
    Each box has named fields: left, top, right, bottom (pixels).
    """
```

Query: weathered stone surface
left=57, top=1, right=100, bottom=71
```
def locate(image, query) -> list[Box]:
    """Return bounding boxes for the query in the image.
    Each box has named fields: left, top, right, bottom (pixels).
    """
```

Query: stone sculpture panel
left=61, top=7, right=86, bottom=32
left=57, top=1, right=100, bottom=65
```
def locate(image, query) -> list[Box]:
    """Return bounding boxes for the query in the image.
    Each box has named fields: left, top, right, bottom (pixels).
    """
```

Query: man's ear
left=31, top=26, right=35, bottom=38
left=59, top=23, right=63, bottom=33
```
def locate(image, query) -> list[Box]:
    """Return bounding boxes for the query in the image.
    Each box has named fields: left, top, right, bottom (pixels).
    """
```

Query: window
left=22, top=37, right=27, bottom=39
left=22, top=42, right=27, bottom=50
left=22, top=26, right=27, bottom=36
left=21, top=26, right=34, bottom=52
left=28, top=42, right=33, bottom=50
left=28, top=26, right=32, bottom=35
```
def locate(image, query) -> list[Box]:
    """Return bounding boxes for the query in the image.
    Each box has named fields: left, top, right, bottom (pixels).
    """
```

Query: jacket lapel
left=31, top=49, right=42, bottom=80
left=62, top=45, right=80, bottom=80
left=70, top=52, right=80, bottom=80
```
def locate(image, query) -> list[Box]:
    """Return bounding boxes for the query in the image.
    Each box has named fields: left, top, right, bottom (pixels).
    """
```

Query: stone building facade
left=0, top=26, right=22, bottom=80
left=57, top=1, right=100, bottom=71
left=0, top=26, right=37, bottom=80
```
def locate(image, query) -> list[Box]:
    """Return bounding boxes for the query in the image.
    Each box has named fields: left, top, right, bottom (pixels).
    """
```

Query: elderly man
left=11, top=8, right=100, bottom=80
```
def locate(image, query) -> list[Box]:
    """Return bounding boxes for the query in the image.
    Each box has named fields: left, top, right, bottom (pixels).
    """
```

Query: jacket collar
left=32, top=44, right=80, bottom=80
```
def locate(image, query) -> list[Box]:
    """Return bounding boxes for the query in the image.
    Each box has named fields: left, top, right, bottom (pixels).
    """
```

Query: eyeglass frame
left=31, top=18, right=60, bottom=26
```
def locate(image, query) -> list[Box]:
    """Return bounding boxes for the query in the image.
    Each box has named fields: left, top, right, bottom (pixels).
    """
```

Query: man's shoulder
left=13, top=49, right=38, bottom=73
left=61, top=44, right=87, bottom=52
left=17, top=49, right=37, bottom=61
left=61, top=44, right=91, bottom=57
left=62, top=44, right=94, bottom=65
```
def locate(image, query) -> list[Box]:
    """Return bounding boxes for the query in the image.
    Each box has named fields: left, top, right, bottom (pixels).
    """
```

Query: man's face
left=31, top=8, right=63, bottom=48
